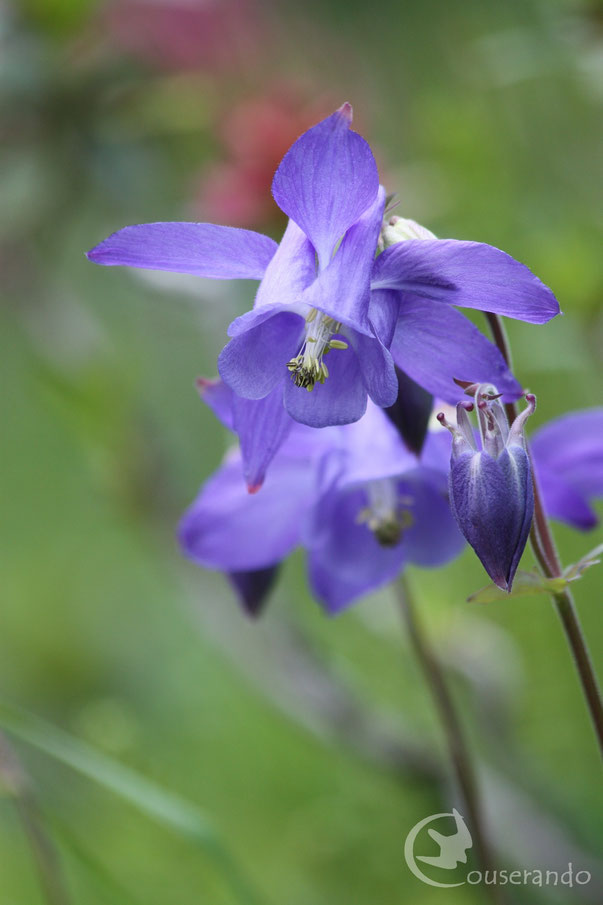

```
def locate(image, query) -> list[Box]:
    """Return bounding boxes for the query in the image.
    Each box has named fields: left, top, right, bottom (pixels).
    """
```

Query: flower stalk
left=485, top=313, right=603, bottom=755
left=397, top=579, right=506, bottom=905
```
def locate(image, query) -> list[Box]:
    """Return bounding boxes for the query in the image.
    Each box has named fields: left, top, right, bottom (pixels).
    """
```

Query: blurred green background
left=1, top=0, right=602, bottom=902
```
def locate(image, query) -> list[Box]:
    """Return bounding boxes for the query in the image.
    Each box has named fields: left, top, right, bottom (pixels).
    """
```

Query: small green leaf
left=563, top=542, right=603, bottom=582
left=469, top=544, right=603, bottom=604
left=468, top=570, right=568, bottom=603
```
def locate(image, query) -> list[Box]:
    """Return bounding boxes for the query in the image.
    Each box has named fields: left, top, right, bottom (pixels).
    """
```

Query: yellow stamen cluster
left=357, top=481, right=414, bottom=548
left=287, top=355, right=330, bottom=389
left=367, top=514, right=403, bottom=547
left=286, top=310, right=348, bottom=392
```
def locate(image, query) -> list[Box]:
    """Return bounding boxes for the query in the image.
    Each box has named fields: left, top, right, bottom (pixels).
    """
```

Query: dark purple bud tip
left=384, top=367, right=433, bottom=454
left=228, top=565, right=280, bottom=618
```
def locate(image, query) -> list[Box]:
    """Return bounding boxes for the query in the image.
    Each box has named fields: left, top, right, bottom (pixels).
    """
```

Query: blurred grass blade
left=0, top=702, right=266, bottom=905
left=51, top=817, right=146, bottom=905
left=0, top=701, right=213, bottom=840
left=0, top=730, right=71, bottom=905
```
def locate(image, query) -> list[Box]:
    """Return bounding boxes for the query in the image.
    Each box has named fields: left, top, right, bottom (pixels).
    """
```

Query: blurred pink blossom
left=103, top=0, right=262, bottom=71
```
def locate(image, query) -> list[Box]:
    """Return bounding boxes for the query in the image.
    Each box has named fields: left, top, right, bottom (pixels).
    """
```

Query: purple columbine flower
left=438, top=385, right=536, bottom=591
left=179, top=398, right=465, bottom=615
left=87, top=105, right=559, bottom=429
left=89, top=105, right=398, bottom=428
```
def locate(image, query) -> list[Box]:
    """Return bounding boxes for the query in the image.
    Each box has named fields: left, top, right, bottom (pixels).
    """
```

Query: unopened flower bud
left=380, top=215, right=437, bottom=249
left=438, top=386, right=536, bottom=591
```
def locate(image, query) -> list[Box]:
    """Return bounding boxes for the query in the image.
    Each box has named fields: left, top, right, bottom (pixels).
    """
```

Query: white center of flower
left=286, top=308, right=348, bottom=391
left=357, top=478, right=414, bottom=547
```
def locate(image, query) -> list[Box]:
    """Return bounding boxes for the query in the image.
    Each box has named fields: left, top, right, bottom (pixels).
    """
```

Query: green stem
left=486, top=313, right=603, bottom=756
left=397, top=580, right=506, bottom=905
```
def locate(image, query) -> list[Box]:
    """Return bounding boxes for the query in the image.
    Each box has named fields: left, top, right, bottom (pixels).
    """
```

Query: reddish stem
left=486, top=313, right=603, bottom=755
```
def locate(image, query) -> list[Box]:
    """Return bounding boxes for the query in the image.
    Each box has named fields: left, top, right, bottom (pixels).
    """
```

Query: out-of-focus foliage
left=1, top=0, right=601, bottom=903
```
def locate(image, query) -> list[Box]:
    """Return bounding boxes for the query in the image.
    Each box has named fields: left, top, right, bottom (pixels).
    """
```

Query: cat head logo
left=404, top=809, right=472, bottom=887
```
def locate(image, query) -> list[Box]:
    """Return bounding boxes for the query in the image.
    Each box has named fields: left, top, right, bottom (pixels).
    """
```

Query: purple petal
left=535, top=463, right=598, bottom=531
left=195, top=379, right=293, bottom=490
left=179, top=452, right=312, bottom=571
left=397, top=472, right=465, bottom=566
left=218, top=309, right=303, bottom=399
left=254, top=217, right=316, bottom=309
left=283, top=340, right=367, bottom=427
left=197, top=379, right=338, bottom=491
left=196, top=377, right=234, bottom=430
left=371, top=239, right=560, bottom=324
left=226, top=300, right=305, bottom=339
left=367, top=288, right=399, bottom=347
left=391, top=297, right=522, bottom=403
left=530, top=409, right=603, bottom=500
left=271, top=104, right=379, bottom=269
left=300, top=187, right=385, bottom=334
left=87, top=222, right=277, bottom=280
left=508, top=451, right=536, bottom=586
left=421, top=429, right=454, bottom=475
left=337, top=400, right=417, bottom=486
left=348, top=331, right=398, bottom=408
left=449, top=447, right=534, bottom=590
left=228, top=566, right=280, bottom=618
left=307, top=485, right=406, bottom=613
left=232, top=388, right=293, bottom=492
